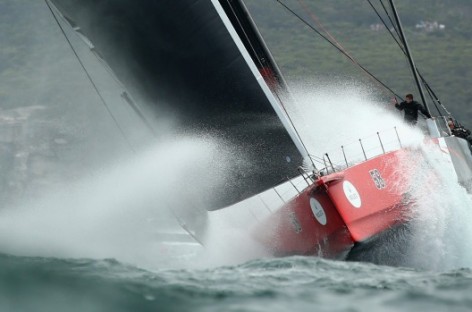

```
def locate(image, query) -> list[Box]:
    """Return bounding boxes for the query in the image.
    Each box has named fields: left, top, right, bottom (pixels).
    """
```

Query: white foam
left=0, top=136, right=228, bottom=269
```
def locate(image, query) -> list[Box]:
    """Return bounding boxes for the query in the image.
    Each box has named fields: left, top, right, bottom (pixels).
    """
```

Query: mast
left=388, top=0, right=430, bottom=116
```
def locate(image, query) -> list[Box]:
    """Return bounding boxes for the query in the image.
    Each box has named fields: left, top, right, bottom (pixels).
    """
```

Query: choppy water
left=1, top=254, right=471, bottom=312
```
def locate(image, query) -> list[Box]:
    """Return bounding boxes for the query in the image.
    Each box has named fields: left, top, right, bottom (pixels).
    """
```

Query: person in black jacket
left=393, top=94, right=431, bottom=125
left=448, top=119, right=472, bottom=146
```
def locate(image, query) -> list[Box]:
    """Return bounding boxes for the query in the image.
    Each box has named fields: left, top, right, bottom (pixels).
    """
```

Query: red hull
left=253, top=149, right=422, bottom=259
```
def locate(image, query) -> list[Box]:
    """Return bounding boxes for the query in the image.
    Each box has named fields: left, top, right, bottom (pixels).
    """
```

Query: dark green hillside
left=246, top=0, right=472, bottom=127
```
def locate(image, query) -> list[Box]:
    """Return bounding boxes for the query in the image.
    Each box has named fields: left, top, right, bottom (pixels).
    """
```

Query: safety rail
left=247, top=174, right=310, bottom=218
left=249, top=121, right=463, bottom=220
left=308, top=127, right=403, bottom=176
left=250, top=127, right=405, bottom=216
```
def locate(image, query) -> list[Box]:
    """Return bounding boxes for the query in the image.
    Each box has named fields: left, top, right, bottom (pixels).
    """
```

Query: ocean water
left=1, top=253, right=472, bottom=312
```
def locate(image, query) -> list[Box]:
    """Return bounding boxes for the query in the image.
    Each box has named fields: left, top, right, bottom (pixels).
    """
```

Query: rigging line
left=421, top=77, right=450, bottom=115
left=297, top=0, right=386, bottom=88
left=379, top=0, right=440, bottom=102
left=223, top=1, right=265, bottom=69
left=298, top=0, right=444, bottom=115
left=423, top=80, right=443, bottom=116
left=297, top=0, right=345, bottom=53
left=415, top=68, right=445, bottom=114
left=274, top=0, right=402, bottom=99
left=367, top=0, right=443, bottom=109
left=296, top=0, right=401, bottom=99
left=366, top=0, right=404, bottom=51
left=379, top=0, right=402, bottom=40
left=44, top=0, right=136, bottom=152
left=273, top=82, right=317, bottom=169
left=64, top=29, right=157, bottom=135
left=223, top=0, right=315, bottom=166
left=388, top=0, right=429, bottom=115
left=369, top=0, right=446, bottom=110
left=295, top=1, right=445, bottom=121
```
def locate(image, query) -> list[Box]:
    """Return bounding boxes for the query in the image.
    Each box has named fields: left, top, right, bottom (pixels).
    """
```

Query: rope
left=44, top=0, right=136, bottom=152
left=223, top=0, right=315, bottom=168
left=379, top=0, right=401, bottom=39
left=366, top=0, right=404, bottom=50
left=369, top=0, right=449, bottom=116
left=297, top=0, right=346, bottom=53
left=274, top=0, right=402, bottom=99
left=288, top=0, right=451, bottom=118
left=223, top=1, right=265, bottom=69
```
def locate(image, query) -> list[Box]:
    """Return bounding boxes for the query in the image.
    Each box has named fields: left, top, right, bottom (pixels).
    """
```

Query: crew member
left=448, top=119, right=472, bottom=146
left=393, top=94, right=431, bottom=125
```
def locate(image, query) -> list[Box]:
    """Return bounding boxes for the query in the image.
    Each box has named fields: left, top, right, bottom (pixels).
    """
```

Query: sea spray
left=199, top=204, right=273, bottom=268
left=403, top=141, right=472, bottom=270
left=0, top=135, right=232, bottom=269
left=278, top=79, right=425, bottom=177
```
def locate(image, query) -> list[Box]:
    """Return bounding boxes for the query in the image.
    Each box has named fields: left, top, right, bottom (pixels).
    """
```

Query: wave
left=1, top=254, right=471, bottom=312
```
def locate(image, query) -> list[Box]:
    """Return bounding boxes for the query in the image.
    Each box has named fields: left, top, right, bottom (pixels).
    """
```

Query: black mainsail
left=48, top=0, right=308, bottom=210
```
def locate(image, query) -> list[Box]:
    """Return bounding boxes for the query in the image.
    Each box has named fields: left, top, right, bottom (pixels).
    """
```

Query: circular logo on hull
left=343, top=180, right=362, bottom=208
left=310, top=197, right=327, bottom=225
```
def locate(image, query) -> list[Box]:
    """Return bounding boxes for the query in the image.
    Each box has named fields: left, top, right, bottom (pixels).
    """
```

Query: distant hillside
left=246, top=0, right=472, bottom=127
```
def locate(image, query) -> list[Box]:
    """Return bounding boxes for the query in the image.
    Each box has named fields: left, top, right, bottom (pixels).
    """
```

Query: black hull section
left=346, top=223, right=414, bottom=267
left=49, top=0, right=302, bottom=210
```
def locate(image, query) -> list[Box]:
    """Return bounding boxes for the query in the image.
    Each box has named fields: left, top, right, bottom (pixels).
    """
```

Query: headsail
left=49, top=0, right=306, bottom=210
